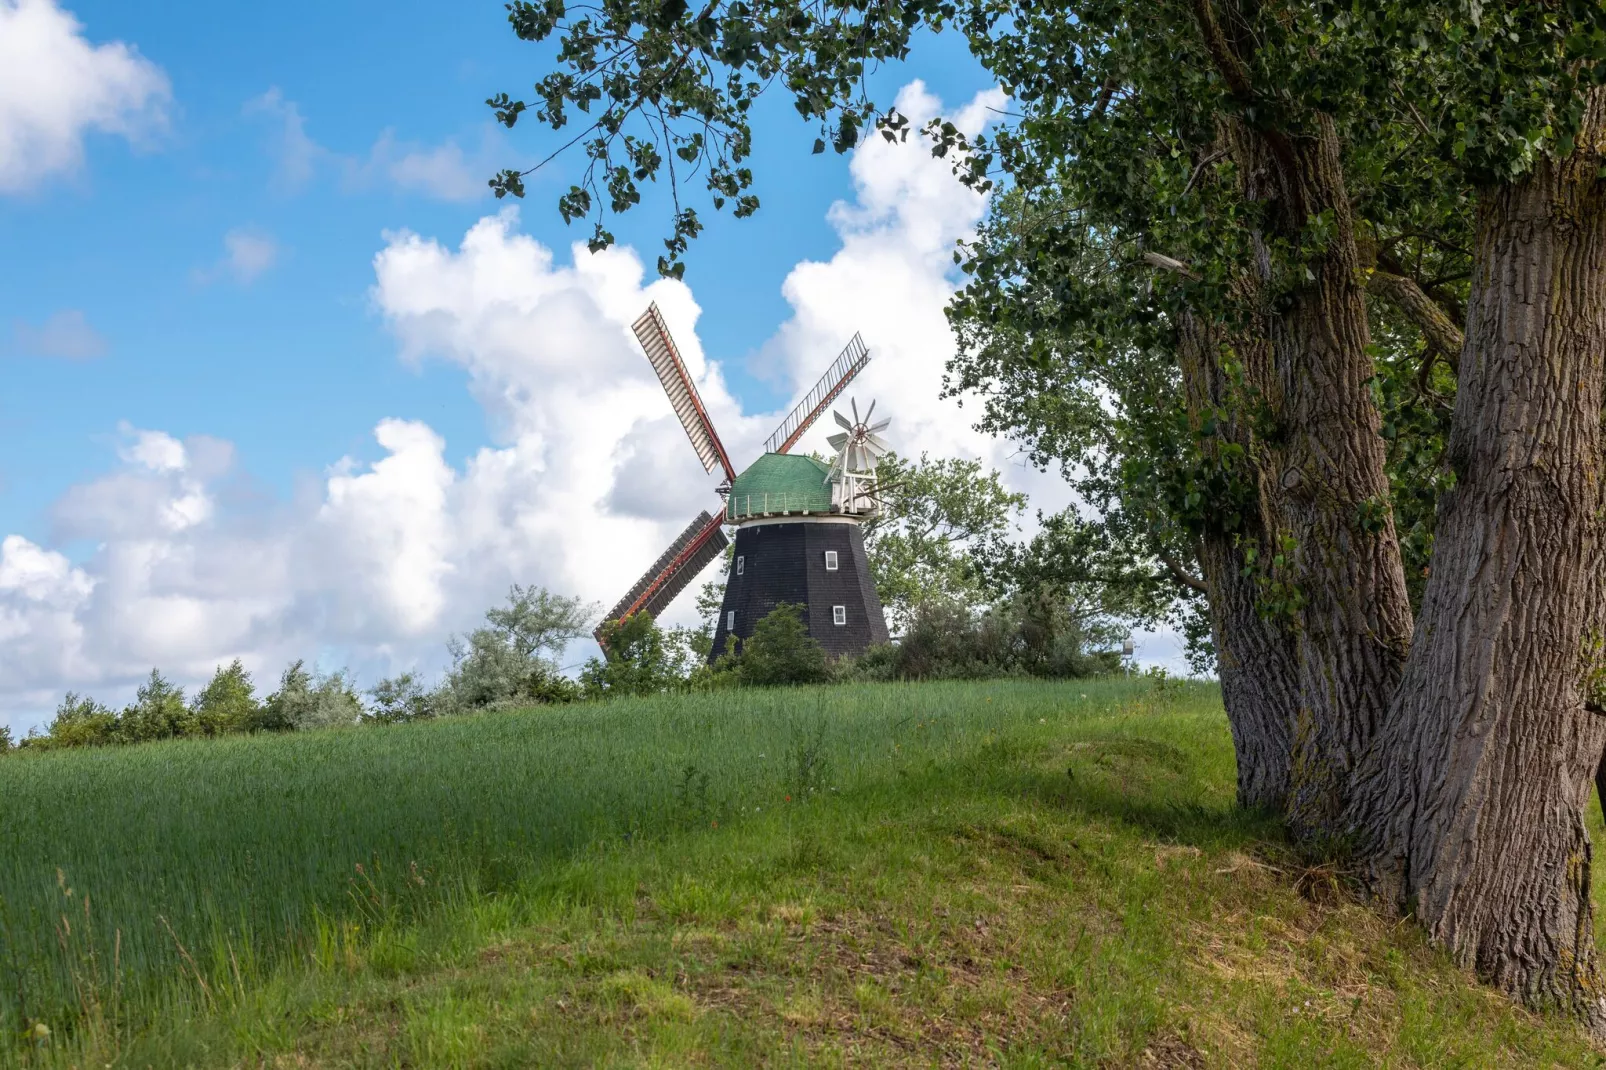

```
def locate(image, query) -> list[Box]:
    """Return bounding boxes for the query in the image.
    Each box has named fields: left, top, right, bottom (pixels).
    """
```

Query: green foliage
left=117, top=670, right=193, bottom=744
left=849, top=591, right=1122, bottom=682
left=438, top=585, right=590, bottom=711
left=736, top=603, right=829, bottom=687
left=365, top=673, right=439, bottom=725
left=190, top=660, right=260, bottom=736
left=36, top=693, right=119, bottom=750
left=261, top=661, right=362, bottom=732
left=582, top=613, right=702, bottom=697
left=0, top=723, right=11, bottom=754
left=863, top=452, right=1026, bottom=630
left=482, top=583, right=592, bottom=660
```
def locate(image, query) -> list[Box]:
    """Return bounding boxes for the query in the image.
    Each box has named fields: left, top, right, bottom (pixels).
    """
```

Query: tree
left=582, top=612, right=699, bottom=696
left=738, top=603, right=829, bottom=686
left=482, top=584, right=592, bottom=660
left=439, top=585, right=591, bottom=711
left=861, top=452, right=1026, bottom=630
left=38, top=693, right=118, bottom=749
left=495, top=0, right=1606, bottom=1025
left=261, top=661, right=362, bottom=732
left=0, top=723, right=11, bottom=754
left=366, top=673, right=439, bottom=724
left=190, top=661, right=260, bottom=736
left=118, top=670, right=193, bottom=743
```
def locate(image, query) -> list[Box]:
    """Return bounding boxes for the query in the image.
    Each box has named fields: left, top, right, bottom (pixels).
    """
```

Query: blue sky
left=1, top=1, right=989, bottom=541
left=0, top=1, right=1183, bottom=732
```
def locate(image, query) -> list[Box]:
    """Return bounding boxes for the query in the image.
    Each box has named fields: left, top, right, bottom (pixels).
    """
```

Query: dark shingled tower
left=710, top=453, right=889, bottom=658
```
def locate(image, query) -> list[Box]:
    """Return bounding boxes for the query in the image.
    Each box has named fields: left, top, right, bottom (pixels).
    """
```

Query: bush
left=738, top=603, right=829, bottom=687
left=843, top=592, right=1121, bottom=682
left=0, top=723, right=11, bottom=754
left=36, top=693, right=119, bottom=749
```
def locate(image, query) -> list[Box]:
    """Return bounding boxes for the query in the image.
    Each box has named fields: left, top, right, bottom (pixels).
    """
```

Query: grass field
left=3, top=678, right=1605, bottom=1067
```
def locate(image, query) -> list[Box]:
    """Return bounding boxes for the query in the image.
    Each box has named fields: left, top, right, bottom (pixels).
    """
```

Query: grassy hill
left=2, top=678, right=1603, bottom=1067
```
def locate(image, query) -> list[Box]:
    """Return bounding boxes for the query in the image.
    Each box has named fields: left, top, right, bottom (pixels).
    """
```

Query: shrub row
left=4, top=587, right=1122, bottom=756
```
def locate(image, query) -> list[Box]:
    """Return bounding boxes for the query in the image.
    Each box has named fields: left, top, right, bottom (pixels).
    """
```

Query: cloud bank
left=0, top=82, right=1133, bottom=734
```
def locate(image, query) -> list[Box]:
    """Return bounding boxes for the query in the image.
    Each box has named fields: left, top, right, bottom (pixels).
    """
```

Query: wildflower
left=30, top=1022, right=49, bottom=1043
left=711, top=820, right=718, bottom=829
left=784, top=794, right=791, bottom=802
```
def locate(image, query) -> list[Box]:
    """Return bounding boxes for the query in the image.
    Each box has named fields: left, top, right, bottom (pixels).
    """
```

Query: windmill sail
left=596, top=511, right=729, bottom=644
left=763, top=333, right=870, bottom=455
left=633, top=304, right=736, bottom=481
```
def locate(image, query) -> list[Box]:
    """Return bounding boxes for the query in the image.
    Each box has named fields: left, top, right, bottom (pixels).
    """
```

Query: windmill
left=597, top=304, right=883, bottom=654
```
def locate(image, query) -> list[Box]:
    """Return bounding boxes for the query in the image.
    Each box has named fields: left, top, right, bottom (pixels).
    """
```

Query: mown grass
left=4, top=678, right=1605, bottom=1067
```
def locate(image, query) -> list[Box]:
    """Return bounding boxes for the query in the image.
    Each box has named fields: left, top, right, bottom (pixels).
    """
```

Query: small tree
left=36, top=693, right=119, bottom=749
left=739, top=603, right=828, bottom=687
left=483, top=584, right=592, bottom=660
left=582, top=613, right=697, bottom=697
left=118, top=670, right=193, bottom=743
left=0, top=723, right=11, bottom=754
left=261, top=661, right=362, bottom=731
left=862, top=453, right=1027, bottom=632
left=438, top=585, right=591, bottom=712
left=191, top=660, right=260, bottom=736
left=366, top=672, right=438, bottom=724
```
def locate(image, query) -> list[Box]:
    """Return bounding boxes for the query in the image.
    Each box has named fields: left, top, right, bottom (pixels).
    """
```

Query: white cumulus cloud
left=0, top=0, right=170, bottom=193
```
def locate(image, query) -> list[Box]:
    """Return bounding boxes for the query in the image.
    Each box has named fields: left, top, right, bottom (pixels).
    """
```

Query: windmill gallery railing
left=726, top=492, right=834, bottom=519
left=763, top=333, right=870, bottom=455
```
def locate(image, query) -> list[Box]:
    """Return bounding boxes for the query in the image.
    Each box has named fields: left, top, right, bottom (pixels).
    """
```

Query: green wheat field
left=3, top=679, right=1605, bottom=1067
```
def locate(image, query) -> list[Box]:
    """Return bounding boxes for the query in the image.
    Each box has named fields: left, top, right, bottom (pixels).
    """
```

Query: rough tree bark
left=1189, top=0, right=1414, bottom=842
left=1219, top=111, right=1416, bottom=843
left=1176, top=309, right=1299, bottom=810
left=1349, top=93, right=1606, bottom=1030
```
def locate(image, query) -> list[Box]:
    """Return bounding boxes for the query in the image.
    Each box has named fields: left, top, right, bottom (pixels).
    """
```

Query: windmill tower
left=598, top=304, right=890, bottom=660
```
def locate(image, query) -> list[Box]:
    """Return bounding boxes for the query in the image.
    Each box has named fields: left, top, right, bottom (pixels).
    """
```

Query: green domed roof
left=726, top=453, right=833, bottom=521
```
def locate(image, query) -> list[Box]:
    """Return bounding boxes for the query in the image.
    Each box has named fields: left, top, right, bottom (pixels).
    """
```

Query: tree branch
left=1159, top=552, right=1209, bottom=594
left=1142, top=249, right=1200, bottom=280
left=1368, top=266, right=1464, bottom=370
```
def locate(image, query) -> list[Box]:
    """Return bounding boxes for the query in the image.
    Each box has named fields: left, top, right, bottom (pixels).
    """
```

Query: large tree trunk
left=1177, top=310, right=1299, bottom=809
left=1349, top=96, right=1606, bottom=1029
left=1198, top=531, right=1299, bottom=808
left=1222, top=114, right=1416, bottom=843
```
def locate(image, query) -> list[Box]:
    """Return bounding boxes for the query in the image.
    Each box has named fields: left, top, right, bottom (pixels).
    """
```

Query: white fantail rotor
left=826, top=397, right=891, bottom=514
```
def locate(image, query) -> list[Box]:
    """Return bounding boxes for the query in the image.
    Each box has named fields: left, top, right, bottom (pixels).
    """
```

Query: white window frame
left=832, top=605, right=847, bottom=626
left=736, top=555, right=744, bottom=576
left=727, top=610, right=736, bottom=632
left=824, top=550, right=839, bottom=571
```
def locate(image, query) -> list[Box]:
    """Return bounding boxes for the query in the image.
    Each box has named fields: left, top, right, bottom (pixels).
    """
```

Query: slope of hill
left=2, top=679, right=1601, bottom=1067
